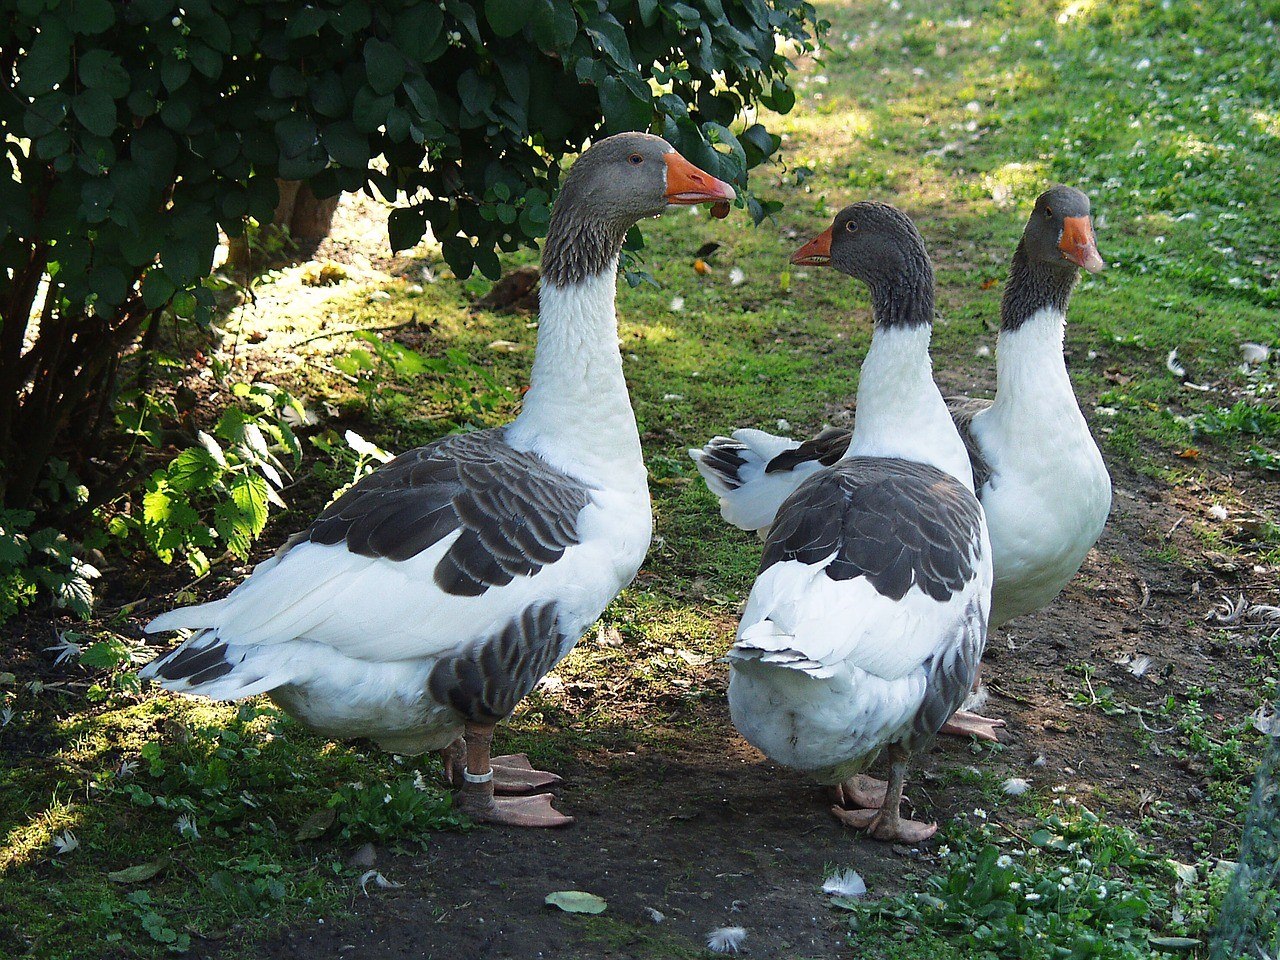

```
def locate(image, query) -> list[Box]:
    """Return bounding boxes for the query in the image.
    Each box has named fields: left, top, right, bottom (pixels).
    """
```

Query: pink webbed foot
left=830, top=805, right=938, bottom=843
left=832, top=774, right=891, bottom=809
left=939, top=709, right=1006, bottom=742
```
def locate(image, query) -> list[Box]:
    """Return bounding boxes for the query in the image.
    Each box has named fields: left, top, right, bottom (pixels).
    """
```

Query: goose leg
left=441, top=737, right=562, bottom=794
left=455, top=723, right=574, bottom=828
left=831, top=747, right=936, bottom=843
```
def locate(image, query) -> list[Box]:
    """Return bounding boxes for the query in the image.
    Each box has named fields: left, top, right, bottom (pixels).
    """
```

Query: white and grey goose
left=700, top=186, right=1109, bottom=740
left=140, top=133, right=735, bottom=828
left=727, top=203, right=993, bottom=842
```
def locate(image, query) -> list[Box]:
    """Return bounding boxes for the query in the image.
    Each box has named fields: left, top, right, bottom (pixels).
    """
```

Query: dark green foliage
left=0, top=0, right=818, bottom=617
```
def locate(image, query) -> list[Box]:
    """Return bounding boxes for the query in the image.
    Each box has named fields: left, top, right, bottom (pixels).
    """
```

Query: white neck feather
left=506, top=263, right=644, bottom=485
left=986, top=306, right=1084, bottom=430
left=844, top=324, right=975, bottom=490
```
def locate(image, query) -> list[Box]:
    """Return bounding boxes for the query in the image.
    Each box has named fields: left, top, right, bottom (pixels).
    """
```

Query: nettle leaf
left=166, top=447, right=221, bottom=494
left=230, top=473, right=270, bottom=538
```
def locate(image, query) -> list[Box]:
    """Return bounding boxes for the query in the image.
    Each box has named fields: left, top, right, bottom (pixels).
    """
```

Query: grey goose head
left=542, top=133, right=735, bottom=287
left=791, top=201, right=935, bottom=328
left=1022, top=185, right=1104, bottom=274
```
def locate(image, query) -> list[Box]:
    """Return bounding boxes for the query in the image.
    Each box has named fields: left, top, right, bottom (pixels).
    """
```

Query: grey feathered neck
left=541, top=208, right=627, bottom=288
left=868, top=253, right=935, bottom=329
left=1001, top=239, right=1078, bottom=330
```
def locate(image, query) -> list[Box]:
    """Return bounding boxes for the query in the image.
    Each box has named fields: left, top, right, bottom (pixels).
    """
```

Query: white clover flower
left=1025, top=892, right=1042, bottom=902
left=729, top=267, right=746, bottom=286
left=997, top=855, right=1013, bottom=869
left=972, top=808, right=988, bottom=820
left=669, top=296, right=685, bottom=312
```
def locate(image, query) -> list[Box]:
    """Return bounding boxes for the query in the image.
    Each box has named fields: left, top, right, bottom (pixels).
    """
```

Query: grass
left=3, top=0, right=1280, bottom=957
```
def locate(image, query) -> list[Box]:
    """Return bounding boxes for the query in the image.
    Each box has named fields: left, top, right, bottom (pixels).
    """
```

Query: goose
left=698, top=186, right=1109, bottom=741
left=139, top=132, right=736, bottom=828
left=728, top=203, right=992, bottom=843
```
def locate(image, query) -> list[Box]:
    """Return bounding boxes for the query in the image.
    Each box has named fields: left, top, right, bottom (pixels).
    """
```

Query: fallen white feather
left=776, top=418, right=792, bottom=434
left=669, top=295, right=685, bottom=312
left=1001, top=777, right=1032, bottom=796
left=1127, top=655, right=1152, bottom=679
left=1208, top=504, right=1228, bottom=520
left=975, top=344, right=991, bottom=357
left=1032, top=754, right=1047, bottom=768
left=1240, top=342, right=1270, bottom=365
left=706, top=927, right=747, bottom=954
left=729, top=267, right=746, bottom=286
left=52, top=830, right=79, bottom=855
left=1165, top=349, right=1185, bottom=377
left=645, top=907, right=666, bottom=924
left=359, top=870, right=404, bottom=895
left=822, top=868, right=867, bottom=899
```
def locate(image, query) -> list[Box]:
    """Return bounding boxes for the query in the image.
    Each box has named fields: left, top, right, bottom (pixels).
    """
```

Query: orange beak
left=1059, top=215, right=1104, bottom=273
left=791, top=226, right=833, bottom=266
left=665, top=152, right=736, bottom=219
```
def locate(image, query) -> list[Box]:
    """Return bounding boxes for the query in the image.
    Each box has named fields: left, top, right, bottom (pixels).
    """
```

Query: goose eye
left=1044, top=206, right=1054, bottom=218
left=845, top=220, right=858, bottom=233
left=628, top=153, right=644, bottom=165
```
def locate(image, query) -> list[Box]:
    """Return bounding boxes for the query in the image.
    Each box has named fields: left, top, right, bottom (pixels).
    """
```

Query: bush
left=0, top=0, right=821, bottom=618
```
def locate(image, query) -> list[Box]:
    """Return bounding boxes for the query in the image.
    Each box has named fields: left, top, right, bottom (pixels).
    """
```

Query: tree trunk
left=227, top=181, right=341, bottom=272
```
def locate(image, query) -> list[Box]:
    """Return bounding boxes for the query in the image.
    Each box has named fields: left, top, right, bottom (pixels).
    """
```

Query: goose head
left=791, top=202, right=934, bottom=327
left=543, top=133, right=735, bottom=286
left=1023, top=186, right=1104, bottom=273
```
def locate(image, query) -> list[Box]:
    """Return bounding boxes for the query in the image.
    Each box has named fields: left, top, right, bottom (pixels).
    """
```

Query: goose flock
left=141, top=132, right=1110, bottom=843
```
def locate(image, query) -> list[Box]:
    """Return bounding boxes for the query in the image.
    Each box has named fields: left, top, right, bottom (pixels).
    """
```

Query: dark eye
left=845, top=220, right=858, bottom=233
left=628, top=154, right=643, bottom=165
left=1044, top=206, right=1054, bottom=218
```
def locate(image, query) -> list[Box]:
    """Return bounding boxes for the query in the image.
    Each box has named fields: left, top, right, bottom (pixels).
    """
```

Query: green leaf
left=78, top=50, right=130, bottom=99
left=321, top=121, right=370, bottom=168
left=457, top=71, right=494, bottom=119
left=584, top=14, right=633, bottom=69
left=395, top=5, right=445, bottom=61
left=363, top=38, right=407, bottom=95
left=295, top=807, right=337, bottom=841
left=484, top=0, right=531, bottom=37
left=108, top=857, right=171, bottom=884
left=73, top=89, right=117, bottom=138
left=19, top=18, right=73, bottom=93
left=70, top=0, right=116, bottom=34
left=80, top=639, right=129, bottom=670
left=286, top=6, right=328, bottom=38
left=529, top=0, right=576, bottom=52
left=545, top=891, right=607, bottom=914
left=166, top=447, right=220, bottom=493
left=599, top=76, right=651, bottom=133
left=230, top=473, right=270, bottom=538
left=387, top=207, right=426, bottom=252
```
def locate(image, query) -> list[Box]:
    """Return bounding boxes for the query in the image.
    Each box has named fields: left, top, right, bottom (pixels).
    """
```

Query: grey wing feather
left=306, top=429, right=593, bottom=597
left=761, top=457, right=984, bottom=603
left=761, top=400, right=991, bottom=489
left=427, top=603, right=565, bottom=722
left=945, top=395, right=994, bottom=490
left=907, top=594, right=988, bottom=747
left=765, top=426, right=850, bottom=474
